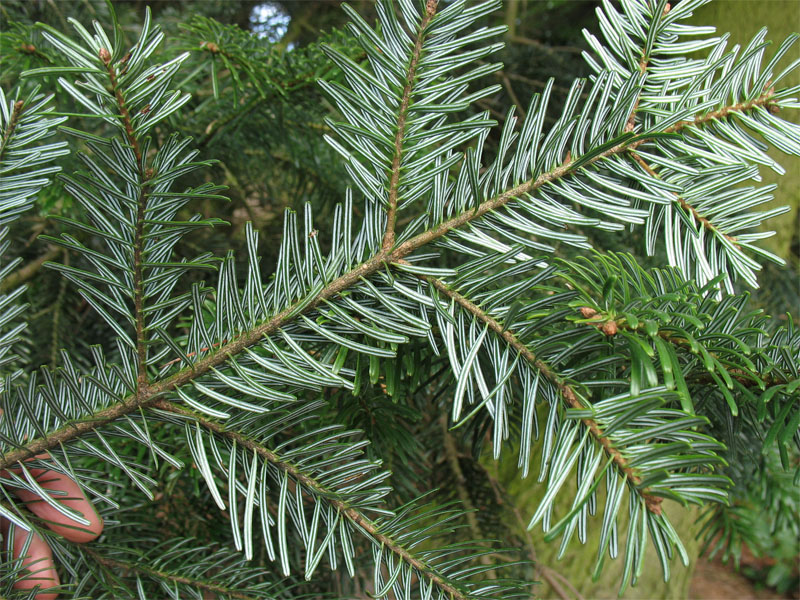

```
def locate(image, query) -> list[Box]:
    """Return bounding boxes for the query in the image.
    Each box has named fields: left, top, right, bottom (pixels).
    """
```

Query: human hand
left=1, top=454, right=103, bottom=599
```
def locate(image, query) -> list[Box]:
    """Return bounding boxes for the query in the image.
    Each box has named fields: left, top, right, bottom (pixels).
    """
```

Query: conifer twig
left=0, top=93, right=775, bottom=474
left=420, top=274, right=664, bottom=514
left=382, top=0, right=438, bottom=251
left=151, top=398, right=474, bottom=600
left=83, top=548, right=260, bottom=600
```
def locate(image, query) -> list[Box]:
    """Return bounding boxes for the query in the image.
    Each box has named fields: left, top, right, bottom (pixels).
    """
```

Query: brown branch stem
left=102, top=48, right=148, bottom=386
left=382, top=0, right=437, bottom=251
left=629, top=149, right=740, bottom=246
left=478, top=458, right=582, bottom=600
left=624, top=53, right=650, bottom=133
left=439, top=414, right=497, bottom=578
left=83, top=547, right=259, bottom=600
left=0, top=100, right=25, bottom=164
left=0, top=246, right=61, bottom=293
left=664, top=91, right=775, bottom=134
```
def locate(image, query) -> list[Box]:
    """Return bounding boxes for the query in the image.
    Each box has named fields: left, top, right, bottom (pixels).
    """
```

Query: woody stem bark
left=382, top=0, right=437, bottom=251
left=0, top=100, right=25, bottom=164
left=102, top=48, right=149, bottom=387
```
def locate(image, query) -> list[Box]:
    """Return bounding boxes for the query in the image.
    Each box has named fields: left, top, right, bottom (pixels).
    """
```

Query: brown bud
left=99, top=47, right=111, bottom=64
left=201, top=41, right=219, bottom=54
left=426, top=0, right=437, bottom=16
left=602, top=320, right=618, bottom=336
left=663, top=3, right=671, bottom=15
left=13, top=100, right=24, bottom=112
left=20, top=43, right=36, bottom=53
left=579, top=307, right=598, bottom=319
left=645, top=494, right=663, bottom=515
left=144, top=167, right=155, bottom=180
left=768, top=103, right=780, bottom=115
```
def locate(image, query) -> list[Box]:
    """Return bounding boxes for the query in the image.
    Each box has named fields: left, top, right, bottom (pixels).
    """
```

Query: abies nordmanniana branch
left=1, top=0, right=799, bottom=597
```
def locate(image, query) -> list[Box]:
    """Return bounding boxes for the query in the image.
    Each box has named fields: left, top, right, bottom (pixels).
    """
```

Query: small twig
left=476, top=98, right=508, bottom=122
left=153, top=398, right=473, bottom=600
left=508, top=35, right=585, bottom=55
left=0, top=100, right=25, bottom=163
left=0, top=246, right=60, bottom=293
left=542, top=565, right=586, bottom=600
left=50, top=249, right=68, bottom=368
left=629, top=149, right=740, bottom=246
left=102, top=47, right=148, bottom=386
left=382, top=0, right=438, bottom=251
left=83, top=547, right=259, bottom=600
left=420, top=274, right=663, bottom=514
left=624, top=52, right=650, bottom=133
left=160, top=340, right=227, bottom=369
left=504, top=72, right=579, bottom=97
left=478, top=461, right=582, bottom=600
left=500, top=72, right=526, bottom=119
left=439, top=414, right=497, bottom=578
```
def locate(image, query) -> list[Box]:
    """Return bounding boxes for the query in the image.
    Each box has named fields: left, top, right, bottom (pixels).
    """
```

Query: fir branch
left=196, top=48, right=365, bottom=148
left=0, top=248, right=389, bottom=471
left=0, top=93, right=774, bottom=482
left=101, top=47, right=148, bottom=386
left=151, top=398, right=474, bottom=600
left=419, top=274, right=664, bottom=514
left=576, top=305, right=787, bottom=389
left=382, top=0, right=438, bottom=251
left=664, top=89, right=776, bottom=134
left=101, top=49, right=141, bottom=163
left=83, top=547, right=261, bottom=600
left=627, top=148, right=751, bottom=254
left=622, top=1, right=670, bottom=133
left=624, top=55, right=650, bottom=133
left=394, top=90, right=777, bottom=257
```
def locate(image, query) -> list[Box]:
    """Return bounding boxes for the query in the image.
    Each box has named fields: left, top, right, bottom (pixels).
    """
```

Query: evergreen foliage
left=0, top=0, right=798, bottom=597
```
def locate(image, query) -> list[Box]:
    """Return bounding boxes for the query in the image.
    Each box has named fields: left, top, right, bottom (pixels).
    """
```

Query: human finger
left=0, top=517, right=60, bottom=600
left=12, top=460, right=103, bottom=543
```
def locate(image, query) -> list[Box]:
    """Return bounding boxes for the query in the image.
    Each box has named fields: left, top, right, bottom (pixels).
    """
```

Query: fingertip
left=65, top=508, right=103, bottom=543
left=19, top=469, right=103, bottom=543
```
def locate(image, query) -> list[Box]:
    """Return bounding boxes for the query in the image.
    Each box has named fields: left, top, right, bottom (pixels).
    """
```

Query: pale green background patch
left=690, top=0, right=800, bottom=260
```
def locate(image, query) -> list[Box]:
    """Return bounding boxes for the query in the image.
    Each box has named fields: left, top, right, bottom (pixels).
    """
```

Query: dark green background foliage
left=0, top=1, right=798, bottom=598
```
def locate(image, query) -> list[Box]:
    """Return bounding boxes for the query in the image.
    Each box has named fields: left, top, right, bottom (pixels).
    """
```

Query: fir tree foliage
left=0, top=0, right=798, bottom=597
